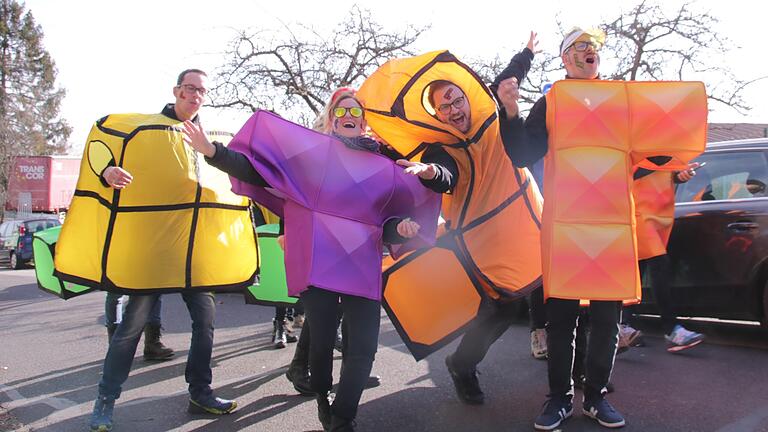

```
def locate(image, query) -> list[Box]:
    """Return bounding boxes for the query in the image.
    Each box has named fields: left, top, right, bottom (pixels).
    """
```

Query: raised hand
left=496, top=77, right=521, bottom=119
left=527, top=31, right=541, bottom=53
left=181, top=120, right=216, bottom=158
left=396, top=159, right=438, bottom=180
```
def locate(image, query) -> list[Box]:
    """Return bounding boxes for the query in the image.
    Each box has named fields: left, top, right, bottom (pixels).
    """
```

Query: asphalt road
left=1, top=268, right=767, bottom=432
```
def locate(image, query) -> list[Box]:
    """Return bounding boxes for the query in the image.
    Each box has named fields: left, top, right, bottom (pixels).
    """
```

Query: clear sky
left=21, top=0, right=768, bottom=154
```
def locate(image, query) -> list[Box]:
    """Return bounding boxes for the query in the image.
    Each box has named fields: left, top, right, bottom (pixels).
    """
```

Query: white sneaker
left=531, top=328, right=548, bottom=359
left=665, top=325, right=704, bottom=353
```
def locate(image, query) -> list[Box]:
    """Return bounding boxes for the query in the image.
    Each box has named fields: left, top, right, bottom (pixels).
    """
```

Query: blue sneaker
left=88, top=395, right=115, bottom=432
left=583, top=397, right=625, bottom=428
left=534, top=397, right=573, bottom=430
left=188, top=394, right=237, bottom=415
left=665, top=325, right=704, bottom=353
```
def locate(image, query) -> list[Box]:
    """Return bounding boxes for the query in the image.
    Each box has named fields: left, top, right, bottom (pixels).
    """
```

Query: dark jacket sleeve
left=418, top=145, right=459, bottom=193
left=490, top=47, right=534, bottom=97
left=508, top=96, right=548, bottom=168
left=204, top=141, right=271, bottom=187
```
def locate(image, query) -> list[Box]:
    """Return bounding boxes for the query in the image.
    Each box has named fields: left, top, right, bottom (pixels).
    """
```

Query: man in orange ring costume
left=358, top=35, right=543, bottom=405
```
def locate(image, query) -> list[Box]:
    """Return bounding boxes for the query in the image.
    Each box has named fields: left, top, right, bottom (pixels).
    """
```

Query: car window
left=675, top=150, right=768, bottom=203
left=0, top=223, right=8, bottom=237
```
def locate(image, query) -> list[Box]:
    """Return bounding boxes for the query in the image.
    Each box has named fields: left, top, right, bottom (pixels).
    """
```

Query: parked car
left=635, top=138, right=768, bottom=326
left=0, top=217, right=61, bottom=269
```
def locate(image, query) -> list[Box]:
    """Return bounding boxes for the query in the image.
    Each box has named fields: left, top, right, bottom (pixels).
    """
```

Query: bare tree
left=211, top=6, right=427, bottom=125
left=1, top=0, right=70, bottom=221
left=602, top=0, right=764, bottom=114
left=473, top=1, right=765, bottom=115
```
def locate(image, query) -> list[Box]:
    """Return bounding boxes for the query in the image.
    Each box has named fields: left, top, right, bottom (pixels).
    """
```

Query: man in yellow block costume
left=515, top=28, right=706, bottom=430
left=76, top=69, right=248, bottom=432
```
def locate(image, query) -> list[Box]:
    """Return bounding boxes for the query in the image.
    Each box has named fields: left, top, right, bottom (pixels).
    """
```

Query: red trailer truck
left=5, top=156, right=80, bottom=213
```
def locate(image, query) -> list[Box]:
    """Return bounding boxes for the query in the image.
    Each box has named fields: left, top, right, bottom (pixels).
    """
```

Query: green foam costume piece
left=33, top=226, right=93, bottom=299
left=244, top=224, right=297, bottom=306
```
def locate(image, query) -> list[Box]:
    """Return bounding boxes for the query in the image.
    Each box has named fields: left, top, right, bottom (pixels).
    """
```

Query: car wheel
left=9, top=252, right=22, bottom=270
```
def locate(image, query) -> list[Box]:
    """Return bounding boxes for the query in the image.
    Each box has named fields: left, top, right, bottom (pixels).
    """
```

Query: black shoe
left=534, top=397, right=573, bottom=430
left=286, top=365, right=316, bottom=396
left=143, top=324, right=174, bottom=361
left=364, top=375, right=381, bottom=389
left=272, top=319, right=287, bottom=349
left=444, top=354, right=484, bottom=405
left=330, top=415, right=357, bottom=432
left=187, top=394, right=237, bottom=415
left=583, top=397, right=625, bottom=428
left=316, top=393, right=332, bottom=431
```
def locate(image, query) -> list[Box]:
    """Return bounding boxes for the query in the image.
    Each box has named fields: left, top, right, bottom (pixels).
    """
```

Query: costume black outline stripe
left=382, top=242, right=491, bottom=360
left=185, top=185, right=203, bottom=289
left=54, top=269, right=257, bottom=295
left=455, top=147, right=476, bottom=228
left=95, top=115, right=128, bottom=138
left=461, top=180, right=529, bottom=233
left=86, top=140, right=117, bottom=177
left=515, top=168, right=542, bottom=229
left=73, top=190, right=248, bottom=212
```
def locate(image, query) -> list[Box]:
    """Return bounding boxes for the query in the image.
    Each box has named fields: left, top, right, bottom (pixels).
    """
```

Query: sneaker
left=665, top=325, right=704, bottom=353
left=286, top=365, right=316, bottom=396
left=317, top=392, right=332, bottom=431
left=88, top=395, right=115, bottom=432
left=534, top=397, right=573, bottom=430
left=583, top=397, right=625, bottom=428
left=294, top=313, right=305, bottom=328
left=283, top=319, right=298, bottom=343
left=188, top=394, right=237, bottom=415
left=617, top=324, right=643, bottom=354
left=444, top=354, right=484, bottom=405
left=531, top=328, right=548, bottom=359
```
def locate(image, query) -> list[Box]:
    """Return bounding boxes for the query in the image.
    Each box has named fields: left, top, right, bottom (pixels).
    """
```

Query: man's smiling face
left=433, top=84, right=472, bottom=134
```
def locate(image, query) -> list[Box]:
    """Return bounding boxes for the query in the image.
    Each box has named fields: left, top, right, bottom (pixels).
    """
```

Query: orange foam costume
left=542, top=80, right=707, bottom=303
left=358, top=51, right=543, bottom=360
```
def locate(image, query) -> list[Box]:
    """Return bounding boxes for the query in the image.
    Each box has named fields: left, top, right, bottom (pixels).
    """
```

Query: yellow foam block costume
left=358, top=51, right=543, bottom=359
left=542, top=80, right=706, bottom=303
left=55, top=113, right=258, bottom=293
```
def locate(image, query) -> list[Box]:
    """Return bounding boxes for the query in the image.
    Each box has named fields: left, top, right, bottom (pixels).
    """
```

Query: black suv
left=636, top=138, right=768, bottom=326
left=0, top=217, right=60, bottom=269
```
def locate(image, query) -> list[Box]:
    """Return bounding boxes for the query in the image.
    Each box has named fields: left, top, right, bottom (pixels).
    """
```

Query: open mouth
left=585, top=56, right=596, bottom=64
left=342, top=121, right=356, bottom=129
left=450, top=113, right=465, bottom=125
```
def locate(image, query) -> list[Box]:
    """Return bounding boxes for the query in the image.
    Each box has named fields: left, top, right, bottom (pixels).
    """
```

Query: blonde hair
left=313, top=88, right=360, bottom=133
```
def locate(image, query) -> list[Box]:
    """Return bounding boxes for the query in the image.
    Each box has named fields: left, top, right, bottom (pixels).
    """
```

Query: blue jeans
left=105, top=293, right=162, bottom=326
left=98, top=292, right=215, bottom=400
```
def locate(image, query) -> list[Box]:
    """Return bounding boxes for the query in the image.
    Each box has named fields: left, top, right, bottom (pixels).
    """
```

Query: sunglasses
left=569, top=41, right=602, bottom=52
left=333, top=106, right=364, bottom=118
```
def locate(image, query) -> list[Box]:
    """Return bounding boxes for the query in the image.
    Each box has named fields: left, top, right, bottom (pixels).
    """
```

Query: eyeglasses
left=178, top=84, right=208, bottom=96
left=333, top=106, right=363, bottom=118
left=436, top=96, right=465, bottom=115
left=569, top=41, right=602, bottom=52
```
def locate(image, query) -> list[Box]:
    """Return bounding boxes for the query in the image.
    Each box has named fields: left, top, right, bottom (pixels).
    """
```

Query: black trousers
left=451, top=299, right=522, bottom=371
left=300, top=287, right=380, bottom=420
left=546, top=298, right=621, bottom=401
left=623, top=255, right=678, bottom=334
left=528, top=286, right=547, bottom=330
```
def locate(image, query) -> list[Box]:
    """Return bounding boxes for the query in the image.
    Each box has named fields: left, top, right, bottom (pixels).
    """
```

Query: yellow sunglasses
left=333, top=106, right=364, bottom=118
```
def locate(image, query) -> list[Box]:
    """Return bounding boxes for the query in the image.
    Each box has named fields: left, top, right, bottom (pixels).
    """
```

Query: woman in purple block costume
left=182, top=88, right=438, bottom=432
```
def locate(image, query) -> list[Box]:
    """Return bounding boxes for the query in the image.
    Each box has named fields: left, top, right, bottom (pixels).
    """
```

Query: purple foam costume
left=227, top=110, right=441, bottom=301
